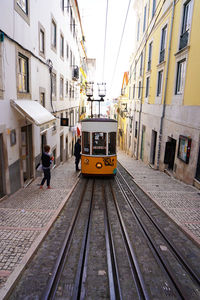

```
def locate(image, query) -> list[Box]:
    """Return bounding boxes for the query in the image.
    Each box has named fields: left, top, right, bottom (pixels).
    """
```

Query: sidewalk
left=0, top=157, right=79, bottom=299
left=118, top=151, right=200, bottom=246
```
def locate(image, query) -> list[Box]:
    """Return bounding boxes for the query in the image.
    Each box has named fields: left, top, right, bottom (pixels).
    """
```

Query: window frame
left=147, top=41, right=153, bottom=71
left=60, top=75, right=64, bottom=99
left=52, top=70, right=57, bottom=100
left=179, top=0, right=193, bottom=50
left=157, top=70, right=163, bottom=97
left=14, top=0, right=30, bottom=24
left=38, top=22, right=45, bottom=58
left=17, top=53, right=29, bottom=94
left=175, top=59, right=186, bottom=95
left=51, top=16, right=57, bottom=52
left=159, top=25, right=167, bottom=63
left=60, top=32, right=64, bottom=59
left=145, top=76, right=150, bottom=98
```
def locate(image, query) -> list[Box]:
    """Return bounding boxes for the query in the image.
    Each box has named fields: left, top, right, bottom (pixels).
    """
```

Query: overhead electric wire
left=110, top=0, right=132, bottom=91
left=102, top=0, right=109, bottom=82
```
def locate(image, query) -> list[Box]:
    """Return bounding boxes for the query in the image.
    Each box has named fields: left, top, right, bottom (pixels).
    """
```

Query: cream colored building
left=128, top=0, right=200, bottom=186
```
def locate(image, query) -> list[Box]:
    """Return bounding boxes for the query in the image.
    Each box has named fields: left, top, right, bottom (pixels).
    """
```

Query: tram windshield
left=108, top=132, right=116, bottom=155
left=92, top=132, right=106, bottom=155
left=82, top=132, right=90, bottom=154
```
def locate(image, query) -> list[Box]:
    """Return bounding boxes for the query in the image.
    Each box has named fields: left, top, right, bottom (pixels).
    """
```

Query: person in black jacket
left=74, top=138, right=81, bottom=171
left=40, top=145, right=54, bottom=189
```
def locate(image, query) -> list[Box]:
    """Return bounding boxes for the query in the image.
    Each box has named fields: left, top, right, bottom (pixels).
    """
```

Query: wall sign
left=177, top=135, right=192, bottom=164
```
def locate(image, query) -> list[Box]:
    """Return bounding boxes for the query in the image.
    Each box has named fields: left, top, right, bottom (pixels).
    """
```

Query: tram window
left=92, top=132, right=106, bottom=155
left=82, top=132, right=90, bottom=154
left=108, top=132, right=116, bottom=155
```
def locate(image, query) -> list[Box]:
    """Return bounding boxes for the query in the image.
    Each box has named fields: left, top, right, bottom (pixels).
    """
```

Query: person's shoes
left=47, top=186, right=53, bottom=189
left=76, top=168, right=80, bottom=171
left=39, top=185, right=43, bottom=189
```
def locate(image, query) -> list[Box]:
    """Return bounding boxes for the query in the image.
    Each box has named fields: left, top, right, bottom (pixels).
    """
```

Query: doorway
left=60, top=134, right=63, bottom=163
left=195, top=144, right=200, bottom=182
left=21, top=125, right=33, bottom=183
left=0, top=134, right=5, bottom=198
left=41, top=133, right=47, bottom=154
left=140, top=125, right=146, bottom=161
left=150, top=130, right=157, bottom=165
left=66, top=136, right=68, bottom=160
left=164, top=137, right=176, bottom=170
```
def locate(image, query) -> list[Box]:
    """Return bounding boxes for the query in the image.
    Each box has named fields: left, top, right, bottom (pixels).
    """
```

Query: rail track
left=9, top=166, right=200, bottom=299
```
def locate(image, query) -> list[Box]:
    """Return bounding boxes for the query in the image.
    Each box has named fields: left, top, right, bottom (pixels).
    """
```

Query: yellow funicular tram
left=81, top=118, right=117, bottom=176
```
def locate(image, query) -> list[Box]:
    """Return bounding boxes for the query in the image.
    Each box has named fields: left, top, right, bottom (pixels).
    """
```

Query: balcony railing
left=179, top=30, right=189, bottom=50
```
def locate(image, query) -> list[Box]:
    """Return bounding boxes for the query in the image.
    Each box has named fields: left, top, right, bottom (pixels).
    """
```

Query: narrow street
left=0, top=153, right=200, bottom=299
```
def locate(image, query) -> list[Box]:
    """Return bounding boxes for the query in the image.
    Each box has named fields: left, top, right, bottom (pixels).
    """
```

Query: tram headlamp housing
left=96, top=162, right=102, bottom=169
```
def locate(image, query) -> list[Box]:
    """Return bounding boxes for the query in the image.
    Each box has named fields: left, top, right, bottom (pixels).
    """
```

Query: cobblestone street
left=0, top=153, right=200, bottom=299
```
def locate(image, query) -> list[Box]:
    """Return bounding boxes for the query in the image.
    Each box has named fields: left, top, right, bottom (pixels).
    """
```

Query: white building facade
left=0, top=0, right=86, bottom=197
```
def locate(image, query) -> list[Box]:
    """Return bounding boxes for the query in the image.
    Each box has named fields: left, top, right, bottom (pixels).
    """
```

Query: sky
left=78, top=0, right=136, bottom=101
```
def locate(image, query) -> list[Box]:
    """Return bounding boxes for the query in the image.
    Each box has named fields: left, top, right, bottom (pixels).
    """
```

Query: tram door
left=0, top=134, right=5, bottom=198
left=21, top=125, right=33, bottom=183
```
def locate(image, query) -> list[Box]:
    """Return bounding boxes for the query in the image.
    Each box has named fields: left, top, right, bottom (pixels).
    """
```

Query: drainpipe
left=156, top=0, right=175, bottom=169
left=136, top=0, right=150, bottom=160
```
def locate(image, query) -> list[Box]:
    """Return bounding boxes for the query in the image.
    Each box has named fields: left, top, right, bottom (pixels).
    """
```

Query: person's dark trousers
left=41, top=168, right=51, bottom=186
left=75, top=156, right=80, bottom=170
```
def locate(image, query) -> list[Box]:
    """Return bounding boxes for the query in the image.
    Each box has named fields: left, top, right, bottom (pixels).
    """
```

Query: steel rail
left=72, top=179, right=95, bottom=300
left=109, top=181, right=150, bottom=300
left=103, top=180, right=123, bottom=300
left=117, top=166, right=200, bottom=286
left=115, top=175, right=185, bottom=299
left=42, top=178, right=89, bottom=300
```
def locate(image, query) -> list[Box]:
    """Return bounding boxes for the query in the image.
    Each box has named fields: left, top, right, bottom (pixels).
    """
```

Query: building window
left=60, top=34, right=64, bottom=58
left=39, top=29, right=45, bottom=54
left=40, top=92, right=45, bottom=107
left=175, top=59, right=186, bottom=95
left=18, top=53, right=29, bottom=93
left=140, top=52, right=143, bottom=76
left=15, top=0, right=30, bottom=24
left=60, top=76, right=64, bottom=99
left=133, top=84, right=135, bottom=99
left=134, top=62, right=136, bottom=80
left=160, top=25, right=167, bottom=63
left=66, top=80, right=69, bottom=95
left=61, top=0, right=64, bottom=11
left=157, top=70, right=163, bottom=96
left=179, top=0, right=192, bottom=50
left=147, top=42, right=152, bottom=71
left=73, top=18, right=76, bottom=37
left=17, top=0, right=28, bottom=14
left=52, top=72, right=56, bottom=98
left=138, top=81, right=142, bottom=99
left=152, top=0, right=156, bottom=17
left=51, top=19, right=57, bottom=50
left=137, top=19, right=140, bottom=41
left=135, top=121, right=138, bottom=138
left=66, top=43, right=69, bottom=59
left=143, top=5, right=147, bottom=32
left=67, top=0, right=70, bottom=13
left=70, top=49, right=73, bottom=66
left=145, top=76, right=150, bottom=98
left=70, top=8, right=73, bottom=32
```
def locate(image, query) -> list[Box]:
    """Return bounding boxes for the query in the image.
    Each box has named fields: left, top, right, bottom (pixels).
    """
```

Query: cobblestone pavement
left=0, top=152, right=200, bottom=298
left=118, top=151, right=200, bottom=246
left=0, top=157, right=79, bottom=298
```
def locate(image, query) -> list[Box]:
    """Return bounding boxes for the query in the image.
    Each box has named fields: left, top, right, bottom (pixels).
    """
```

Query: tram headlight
left=96, top=162, right=102, bottom=169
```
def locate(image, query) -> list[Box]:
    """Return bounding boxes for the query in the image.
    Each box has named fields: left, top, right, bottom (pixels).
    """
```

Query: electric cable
left=110, top=0, right=132, bottom=92
left=102, top=0, right=109, bottom=82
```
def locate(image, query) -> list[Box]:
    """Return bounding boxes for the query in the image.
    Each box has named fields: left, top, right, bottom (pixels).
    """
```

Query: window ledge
left=17, top=92, right=31, bottom=99
left=174, top=45, right=190, bottom=57
left=157, top=60, right=166, bottom=68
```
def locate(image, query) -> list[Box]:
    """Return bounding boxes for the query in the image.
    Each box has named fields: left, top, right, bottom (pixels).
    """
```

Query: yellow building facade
left=117, top=72, right=129, bottom=150
left=129, top=0, right=200, bottom=186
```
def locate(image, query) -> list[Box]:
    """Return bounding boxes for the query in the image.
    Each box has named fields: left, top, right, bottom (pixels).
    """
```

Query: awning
left=11, top=100, right=56, bottom=126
